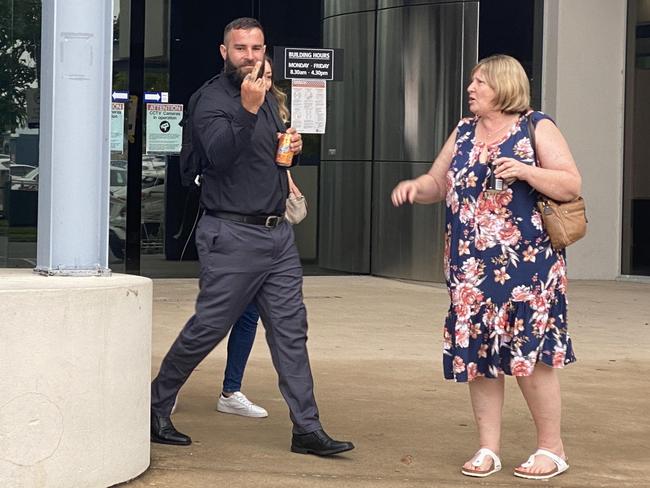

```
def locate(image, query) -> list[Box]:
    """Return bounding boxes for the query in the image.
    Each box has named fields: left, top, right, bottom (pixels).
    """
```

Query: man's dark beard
left=224, top=57, right=254, bottom=87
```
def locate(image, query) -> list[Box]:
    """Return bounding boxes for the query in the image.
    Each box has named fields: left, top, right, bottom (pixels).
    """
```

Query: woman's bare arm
left=391, top=130, right=456, bottom=206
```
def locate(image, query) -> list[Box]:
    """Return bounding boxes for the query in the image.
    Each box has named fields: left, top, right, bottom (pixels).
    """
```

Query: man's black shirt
left=193, top=73, right=290, bottom=215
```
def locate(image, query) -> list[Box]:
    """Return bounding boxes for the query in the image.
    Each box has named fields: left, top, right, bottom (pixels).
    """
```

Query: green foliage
left=113, top=71, right=128, bottom=91
left=0, top=0, right=41, bottom=133
left=144, top=71, right=168, bottom=93
left=112, top=71, right=169, bottom=93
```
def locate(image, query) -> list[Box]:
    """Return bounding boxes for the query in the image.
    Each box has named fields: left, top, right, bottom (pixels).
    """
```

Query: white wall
left=542, top=0, right=628, bottom=279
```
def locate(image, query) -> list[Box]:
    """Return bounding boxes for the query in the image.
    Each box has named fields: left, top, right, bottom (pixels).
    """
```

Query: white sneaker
left=216, top=391, right=268, bottom=418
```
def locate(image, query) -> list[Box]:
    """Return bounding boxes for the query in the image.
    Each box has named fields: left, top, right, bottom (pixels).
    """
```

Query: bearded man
left=149, top=17, right=354, bottom=457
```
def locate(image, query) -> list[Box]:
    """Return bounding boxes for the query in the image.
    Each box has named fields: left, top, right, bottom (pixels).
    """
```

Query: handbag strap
left=526, top=111, right=550, bottom=206
left=526, top=111, right=537, bottom=163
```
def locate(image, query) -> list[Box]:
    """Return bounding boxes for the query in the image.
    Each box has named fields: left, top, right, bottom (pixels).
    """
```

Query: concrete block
left=0, top=270, right=152, bottom=488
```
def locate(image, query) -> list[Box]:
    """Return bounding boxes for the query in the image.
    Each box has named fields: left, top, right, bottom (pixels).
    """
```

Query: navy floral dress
left=442, top=111, right=576, bottom=382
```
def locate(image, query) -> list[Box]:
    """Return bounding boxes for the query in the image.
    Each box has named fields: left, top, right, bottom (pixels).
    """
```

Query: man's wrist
left=235, top=105, right=259, bottom=124
left=242, top=103, right=260, bottom=115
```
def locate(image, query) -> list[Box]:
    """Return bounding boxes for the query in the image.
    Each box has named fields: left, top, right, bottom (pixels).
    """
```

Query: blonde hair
left=471, top=54, right=530, bottom=114
left=272, top=84, right=290, bottom=124
left=266, top=56, right=290, bottom=124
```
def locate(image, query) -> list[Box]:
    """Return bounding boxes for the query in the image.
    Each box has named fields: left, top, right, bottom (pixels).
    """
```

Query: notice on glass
left=110, top=102, right=125, bottom=152
left=290, top=80, right=326, bottom=134
left=145, top=103, right=183, bottom=154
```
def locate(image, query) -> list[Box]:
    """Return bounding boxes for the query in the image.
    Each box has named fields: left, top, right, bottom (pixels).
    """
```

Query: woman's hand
left=289, top=180, right=302, bottom=197
left=391, top=179, right=420, bottom=206
left=287, top=170, right=302, bottom=197
left=493, top=157, right=531, bottom=185
left=390, top=129, right=457, bottom=207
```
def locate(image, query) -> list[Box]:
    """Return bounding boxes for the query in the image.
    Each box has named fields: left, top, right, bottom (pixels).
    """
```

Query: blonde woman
left=263, top=55, right=302, bottom=197
left=392, top=55, right=581, bottom=480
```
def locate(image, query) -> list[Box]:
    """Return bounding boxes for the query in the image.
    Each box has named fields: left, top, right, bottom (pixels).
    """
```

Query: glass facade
left=0, top=0, right=41, bottom=268
left=3, top=1, right=644, bottom=279
left=110, top=0, right=194, bottom=277
left=623, top=0, right=650, bottom=275
left=1, top=0, right=323, bottom=278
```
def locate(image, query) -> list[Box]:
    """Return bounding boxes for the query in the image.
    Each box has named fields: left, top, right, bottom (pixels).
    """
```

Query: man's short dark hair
left=223, top=17, right=264, bottom=43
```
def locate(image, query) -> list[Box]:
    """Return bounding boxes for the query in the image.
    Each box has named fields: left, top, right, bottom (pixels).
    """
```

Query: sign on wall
left=275, top=47, right=343, bottom=81
left=273, top=47, right=343, bottom=134
left=145, top=103, right=183, bottom=154
left=291, top=80, right=327, bottom=134
left=110, top=102, right=125, bottom=152
left=284, top=48, right=334, bottom=80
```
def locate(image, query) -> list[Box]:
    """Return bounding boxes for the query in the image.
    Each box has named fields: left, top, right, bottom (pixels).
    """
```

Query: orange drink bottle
left=275, top=133, right=293, bottom=166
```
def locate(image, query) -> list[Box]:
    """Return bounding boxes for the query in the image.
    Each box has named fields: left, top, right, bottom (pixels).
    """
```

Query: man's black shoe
left=291, top=429, right=354, bottom=456
left=151, top=414, right=192, bottom=446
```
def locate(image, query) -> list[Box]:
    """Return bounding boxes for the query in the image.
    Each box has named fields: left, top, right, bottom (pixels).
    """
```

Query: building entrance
left=114, top=0, right=322, bottom=277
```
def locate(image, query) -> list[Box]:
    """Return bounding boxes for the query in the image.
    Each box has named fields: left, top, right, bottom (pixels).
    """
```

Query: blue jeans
left=222, top=302, right=260, bottom=393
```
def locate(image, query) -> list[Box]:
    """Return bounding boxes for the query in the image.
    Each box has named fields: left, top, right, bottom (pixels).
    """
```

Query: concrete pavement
left=120, top=276, right=650, bottom=488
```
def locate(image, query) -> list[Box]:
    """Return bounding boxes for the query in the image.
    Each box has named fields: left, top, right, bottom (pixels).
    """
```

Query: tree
left=0, top=0, right=41, bottom=133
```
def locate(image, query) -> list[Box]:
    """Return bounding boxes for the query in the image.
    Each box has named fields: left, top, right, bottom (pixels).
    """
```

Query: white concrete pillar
left=36, top=0, right=113, bottom=275
left=542, top=0, right=627, bottom=279
left=0, top=270, right=152, bottom=487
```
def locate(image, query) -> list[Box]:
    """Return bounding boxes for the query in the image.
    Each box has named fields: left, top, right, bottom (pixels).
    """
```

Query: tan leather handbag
left=536, top=196, right=587, bottom=250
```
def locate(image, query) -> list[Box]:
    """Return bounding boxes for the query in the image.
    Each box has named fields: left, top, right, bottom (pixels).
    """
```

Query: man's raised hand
left=241, top=61, right=266, bottom=114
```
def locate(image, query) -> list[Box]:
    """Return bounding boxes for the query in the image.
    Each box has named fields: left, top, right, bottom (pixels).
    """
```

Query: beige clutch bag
left=285, top=194, right=307, bottom=225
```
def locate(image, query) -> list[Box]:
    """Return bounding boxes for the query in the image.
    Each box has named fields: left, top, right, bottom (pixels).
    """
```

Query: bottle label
left=275, top=133, right=293, bottom=166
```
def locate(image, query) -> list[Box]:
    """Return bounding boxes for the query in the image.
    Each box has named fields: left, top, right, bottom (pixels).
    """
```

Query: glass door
left=623, top=0, right=650, bottom=276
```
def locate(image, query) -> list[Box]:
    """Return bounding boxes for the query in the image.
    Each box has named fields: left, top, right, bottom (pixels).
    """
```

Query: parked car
left=109, top=179, right=164, bottom=224
left=110, top=156, right=166, bottom=179
left=109, top=166, right=127, bottom=191
left=0, top=161, right=8, bottom=217
left=10, top=164, right=37, bottom=178
left=11, top=166, right=128, bottom=192
left=108, top=177, right=165, bottom=260
left=110, top=159, right=127, bottom=169
left=11, top=167, right=39, bottom=191
left=142, top=155, right=166, bottom=179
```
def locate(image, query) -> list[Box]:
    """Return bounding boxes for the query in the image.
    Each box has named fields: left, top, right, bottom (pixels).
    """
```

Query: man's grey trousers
left=151, top=215, right=322, bottom=434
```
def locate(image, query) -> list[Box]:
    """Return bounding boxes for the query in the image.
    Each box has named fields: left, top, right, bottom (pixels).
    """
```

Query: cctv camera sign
left=145, top=103, right=183, bottom=154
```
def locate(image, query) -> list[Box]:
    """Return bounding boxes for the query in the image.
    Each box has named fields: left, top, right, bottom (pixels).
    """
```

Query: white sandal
left=514, top=448, right=569, bottom=480
left=461, top=448, right=502, bottom=478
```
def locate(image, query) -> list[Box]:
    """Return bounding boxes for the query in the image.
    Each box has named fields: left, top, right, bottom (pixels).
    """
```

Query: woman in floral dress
left=391, top=55, right=581, bottom=480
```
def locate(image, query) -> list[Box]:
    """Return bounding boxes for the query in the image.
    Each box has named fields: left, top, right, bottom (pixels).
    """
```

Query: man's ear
left=219, top=44, right=227, bottom=60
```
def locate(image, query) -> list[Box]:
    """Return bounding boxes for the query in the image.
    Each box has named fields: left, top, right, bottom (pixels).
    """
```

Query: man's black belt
left=205, top=210, right=285, bottom=228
